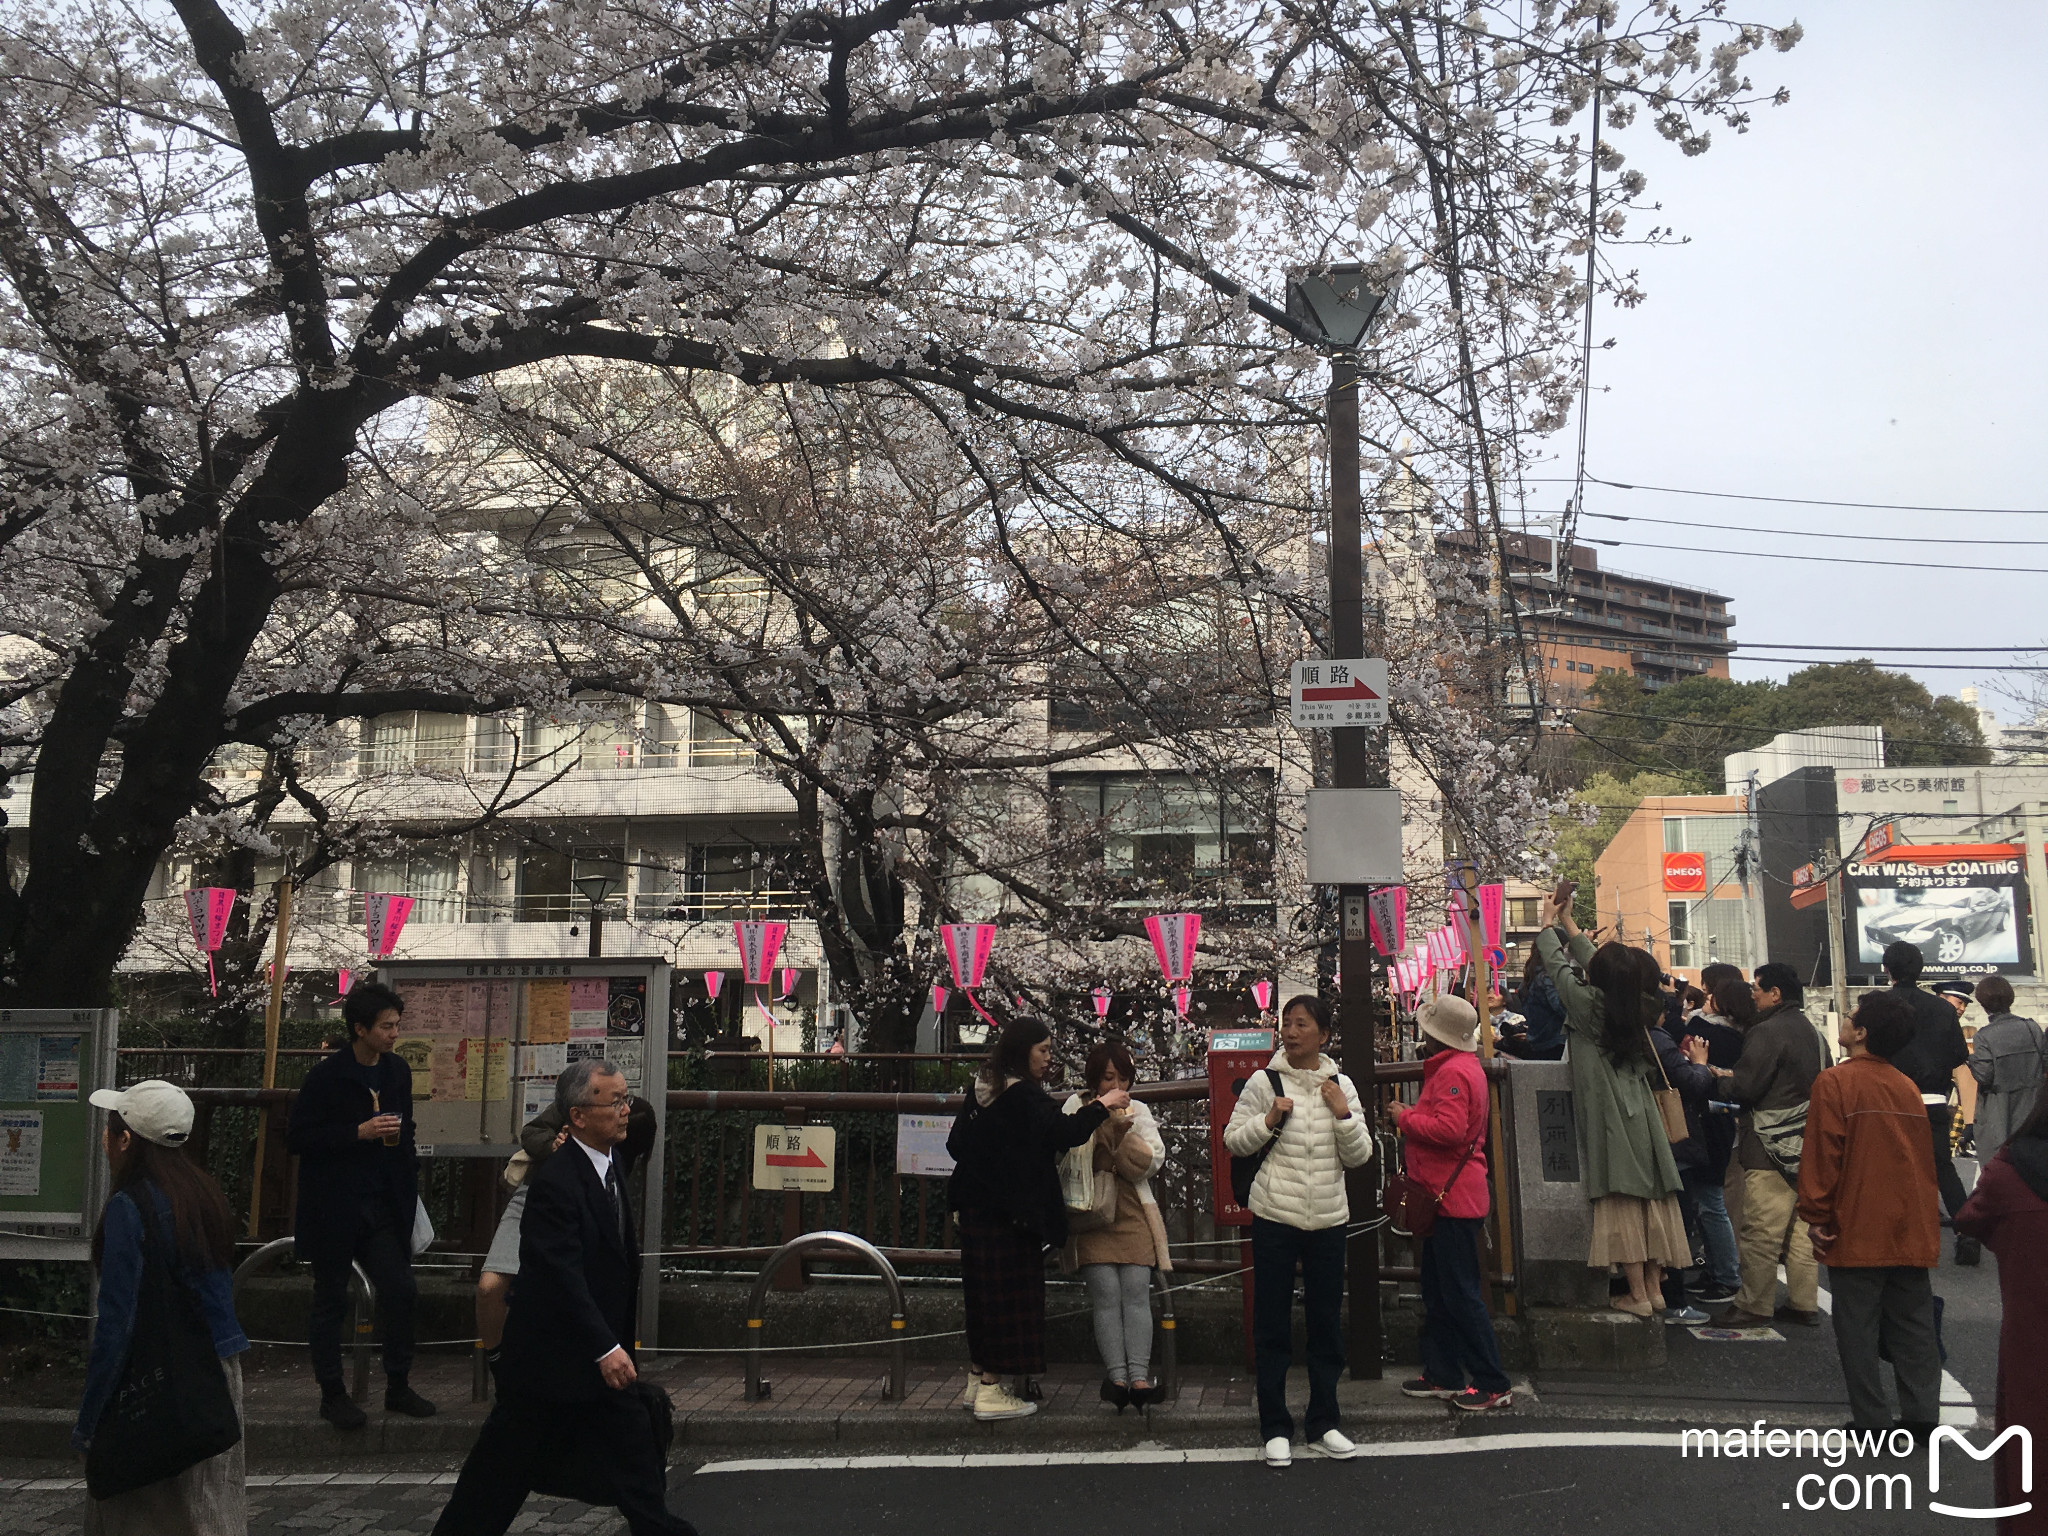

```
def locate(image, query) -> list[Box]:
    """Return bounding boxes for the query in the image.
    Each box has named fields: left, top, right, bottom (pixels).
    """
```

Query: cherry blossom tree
left=0, top=0, right=1796, bottom=1006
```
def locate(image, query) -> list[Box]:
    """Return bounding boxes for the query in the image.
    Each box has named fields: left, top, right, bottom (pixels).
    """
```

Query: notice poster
left=607, top=1037, right=645, bottom=1096
left=520, top=1080, right=554, bottom=1124
left=36, top=1037, right=80, bottom=1101
left=460, top=1037, right=510, bottom=1102
left=463, top=981, right=514, bottom=1035
left=568, top=978, right=609, bottom=1039
left=431, top=1042, right=466, bottom=1102
left=566, top=1040, right=608, bottom=1066
left=0, top=1036, right=35, bottom=1101
left=1845, top=843, right=2034, bottom=978
left=516, top=1042, right=567, bottom=1081
left=606, top=977, right=647, bottom=1037
left=0, top=1110, right=42, bottom=1196
left=895, top=1114, right=956, bottom=1177
left=392, top=1036, right=436, bottom=1081
left=526, top=979, right=572, bottom=1044
left=399, top=980, right=464, bottom=1035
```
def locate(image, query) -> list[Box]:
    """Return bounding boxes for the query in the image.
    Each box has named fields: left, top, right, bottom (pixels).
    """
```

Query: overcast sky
left=1527, top=0, right=2048, bottom=725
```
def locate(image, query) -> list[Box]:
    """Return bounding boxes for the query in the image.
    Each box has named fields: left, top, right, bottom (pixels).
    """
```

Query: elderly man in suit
left=433, top=1059, right=694, bottom=1536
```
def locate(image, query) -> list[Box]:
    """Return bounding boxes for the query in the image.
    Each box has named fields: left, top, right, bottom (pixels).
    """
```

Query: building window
left=1053, top=771, right=1274, bottom=912
left=1507, top=897, right=1542, bottom=929
left=1667, top=900, right=1692, bottom=969
left=360, top=713, right=469, bottom=775
left=362, top=850, right=462, bottom=924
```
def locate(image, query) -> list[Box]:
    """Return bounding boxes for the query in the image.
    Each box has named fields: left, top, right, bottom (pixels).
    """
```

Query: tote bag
left=85, top=1202, right=241, bottom=1500
left=1644, top=1028, right=1690, bottom=1145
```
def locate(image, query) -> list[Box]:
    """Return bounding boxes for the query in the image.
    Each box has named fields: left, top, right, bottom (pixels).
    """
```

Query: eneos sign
left=1663, top=852, right=1708, bottom=893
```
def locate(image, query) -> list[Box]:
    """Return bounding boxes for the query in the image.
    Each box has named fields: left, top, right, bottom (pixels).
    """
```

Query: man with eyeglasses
left=434, top=1060, right=693, bottom=1536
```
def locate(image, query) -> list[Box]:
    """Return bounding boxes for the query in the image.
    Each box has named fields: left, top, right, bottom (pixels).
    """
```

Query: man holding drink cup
left=288, top=980, right=437, bottom=1428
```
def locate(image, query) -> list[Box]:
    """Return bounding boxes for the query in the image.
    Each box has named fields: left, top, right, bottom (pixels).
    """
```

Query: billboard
left=1845, top=844, right=2033, bottom=978
left=1662, top=852, right=1707, bottom=893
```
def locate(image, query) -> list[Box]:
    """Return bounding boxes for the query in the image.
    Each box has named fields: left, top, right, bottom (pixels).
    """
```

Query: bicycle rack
left=744, top=1231, right=907, bottom=1403
left=232, top=1237, right=379, bottom=1404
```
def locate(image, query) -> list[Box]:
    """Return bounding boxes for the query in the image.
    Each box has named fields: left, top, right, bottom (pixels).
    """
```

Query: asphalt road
left=1, top=1437, right=1997, bottom=1535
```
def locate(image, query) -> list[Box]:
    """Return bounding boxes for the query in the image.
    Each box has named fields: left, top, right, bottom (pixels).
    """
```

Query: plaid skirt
left=960, top=1213, right=1048, bottom=1375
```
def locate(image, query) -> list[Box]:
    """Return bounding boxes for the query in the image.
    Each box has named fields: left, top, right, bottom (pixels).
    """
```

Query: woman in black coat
left=947, top=1017, right=1127, bottom=1422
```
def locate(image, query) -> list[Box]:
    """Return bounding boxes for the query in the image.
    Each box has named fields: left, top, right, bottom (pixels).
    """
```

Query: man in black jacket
left=432, top=1060, right=693, bottom=1536
left=1880, top=941, right=1981, bottom=1264
left=287, top=980, right=436, bottom=1428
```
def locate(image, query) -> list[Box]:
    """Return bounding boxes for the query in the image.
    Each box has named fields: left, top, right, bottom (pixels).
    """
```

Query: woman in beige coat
left=1063, top=1041, right=1173, bottom=1407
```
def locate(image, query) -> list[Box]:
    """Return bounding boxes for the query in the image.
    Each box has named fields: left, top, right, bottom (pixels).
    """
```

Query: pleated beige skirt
left=85, top=1356, right=246, bottom=1536
left=1587, top=1193, right=1690, bottom=1267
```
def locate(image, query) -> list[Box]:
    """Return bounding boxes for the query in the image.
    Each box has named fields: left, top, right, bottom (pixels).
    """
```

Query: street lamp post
left=573, top=873, right=622, bottom=959
left=1286, top=263, right=1397, bottom=1379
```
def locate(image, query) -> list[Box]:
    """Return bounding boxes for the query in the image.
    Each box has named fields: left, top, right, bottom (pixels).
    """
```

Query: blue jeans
left=1251, top=1216, right=1346, bottom=1442
left=1682, top=1167, right=1740, bottom=1289
left=1418, top=1216, right=1510, bottom=1394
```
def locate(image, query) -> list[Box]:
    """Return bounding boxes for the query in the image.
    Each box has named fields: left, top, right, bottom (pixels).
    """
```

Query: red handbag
left=1384, top=1135, right=1484, bottom=1241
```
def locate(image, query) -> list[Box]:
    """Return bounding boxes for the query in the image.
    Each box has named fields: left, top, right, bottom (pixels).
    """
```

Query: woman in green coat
left=1535, top=890, right=1688, bottom=1318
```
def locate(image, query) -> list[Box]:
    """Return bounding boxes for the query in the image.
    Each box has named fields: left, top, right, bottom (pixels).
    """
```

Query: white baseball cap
left=89, top=1080, right=195, bottom=1147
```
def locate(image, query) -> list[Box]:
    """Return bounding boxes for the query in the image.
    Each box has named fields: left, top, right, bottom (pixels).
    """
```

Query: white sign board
left=895, top=1113, right=957, bottom=1177
left=752, top=1123, right=838, bottom=1192
left=1305, top=788, right=1406, bottom=885
left=1289, top=659, right=1389, bottom=728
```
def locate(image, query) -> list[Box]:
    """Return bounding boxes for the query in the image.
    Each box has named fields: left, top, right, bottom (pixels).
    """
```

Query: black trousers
left=1418, top=1217, right=1509, bottom=1394
left=1251, top=1215, right=1346, bottom=1442
left=432, top=1388, right=694, bottom=1536
left=307, top=1205, right=416, bottom=1389
left=1926, top=1106, right=1968, bottom=1220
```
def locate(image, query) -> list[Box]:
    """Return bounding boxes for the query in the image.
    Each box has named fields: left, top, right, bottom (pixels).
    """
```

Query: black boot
left=320, top=1386, right=368, bottom=1431
left=385, top=1377, right=438, bottom=1417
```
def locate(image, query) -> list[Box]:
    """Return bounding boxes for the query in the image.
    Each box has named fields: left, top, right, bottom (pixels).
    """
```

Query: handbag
left=85, top=1199, right=241, bottom=1500
left=529, top=1380, right=675, bottom=1503
left=1384, top=1135, right=1484, bottom=1241
left=1645, top=1027, right=1690, bottom=1145
left=1228, top=1070, right=1288, bottom=1207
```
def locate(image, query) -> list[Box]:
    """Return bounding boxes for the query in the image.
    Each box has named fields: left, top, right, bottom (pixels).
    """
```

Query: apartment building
left=1437, top=528, right=1736, bottom=694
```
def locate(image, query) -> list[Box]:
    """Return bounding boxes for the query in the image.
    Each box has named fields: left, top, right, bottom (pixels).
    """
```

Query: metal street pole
left=1326, top=355, right=1385, bottom=1380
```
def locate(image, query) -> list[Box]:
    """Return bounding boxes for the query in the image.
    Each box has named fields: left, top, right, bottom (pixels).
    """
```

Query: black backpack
left=1228, top=1070, right=1288, bottom=1206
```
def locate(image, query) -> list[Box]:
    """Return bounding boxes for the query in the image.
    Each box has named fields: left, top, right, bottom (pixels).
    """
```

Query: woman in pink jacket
left=1390, top=995, right=1512, bottom=1412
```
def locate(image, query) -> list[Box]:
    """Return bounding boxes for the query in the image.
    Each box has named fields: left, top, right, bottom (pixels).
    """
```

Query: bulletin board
left=371, top=959, right=670, bottom=1348
left=0, top=1009, right=119, bottom=1262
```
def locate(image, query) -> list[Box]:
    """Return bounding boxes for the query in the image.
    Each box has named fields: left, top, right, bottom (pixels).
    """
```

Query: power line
left=1740, top=656, right=2039, bottom=672
left=1586, top=537, right=2048, bottom=576
left=1728, top=644, right=2048, bottom=654
left=1582, top=511, right=2048, bottom=548
left=1523, top=475, right=2048, bottom=517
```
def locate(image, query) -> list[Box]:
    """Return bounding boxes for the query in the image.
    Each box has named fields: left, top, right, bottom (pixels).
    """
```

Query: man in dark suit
left=432, top=1059, right=693, bottom=1536
left=287, top=980, right=436, bottom=1428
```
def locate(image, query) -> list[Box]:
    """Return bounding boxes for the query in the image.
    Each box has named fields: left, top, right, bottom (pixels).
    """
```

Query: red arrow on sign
left=765, top=1147, right=827, bottom=1169
left=1300, top=677, right=1382, bottom=702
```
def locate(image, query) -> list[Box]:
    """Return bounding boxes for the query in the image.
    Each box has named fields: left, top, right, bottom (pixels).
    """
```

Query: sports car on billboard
left=1862, top=888, right=2011, bottom=965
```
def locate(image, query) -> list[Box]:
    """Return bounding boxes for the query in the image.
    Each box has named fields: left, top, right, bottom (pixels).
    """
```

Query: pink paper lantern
left=1172, top=985, right=1191, bottom=1018
left=704, top=970, right=725, bottom=1000
left=1251, top=979, right=1273, bottom=1011
left=779, top=966, right=798, bottom=997
left=1091, top=987, right=1112, bottom=1018
left=931, top=985, right=951, bottom=1015
left=940, top=922, right=998, bottom=989
left=1144, top=912, right=1201, bottom=982
left=733, top=920, right=788, bottom=985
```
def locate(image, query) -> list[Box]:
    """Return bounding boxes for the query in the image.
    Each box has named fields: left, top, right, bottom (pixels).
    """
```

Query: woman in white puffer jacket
left=1223, top=994, right=1373, bottom=1467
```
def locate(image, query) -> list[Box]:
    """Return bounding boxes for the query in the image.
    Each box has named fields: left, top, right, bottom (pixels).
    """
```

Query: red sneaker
left=1450, top=1388, right=1513, bottom=1413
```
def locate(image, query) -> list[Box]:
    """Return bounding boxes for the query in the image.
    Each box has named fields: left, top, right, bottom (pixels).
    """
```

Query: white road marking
left=695, top=1432, right=1686, bottom=1474
left=1808, top=1274, right=1976, bottom=1424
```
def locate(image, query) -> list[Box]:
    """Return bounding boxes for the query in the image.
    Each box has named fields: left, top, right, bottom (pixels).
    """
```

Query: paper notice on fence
left=520, top=1080, right=553, bottom=1124
left=0, top=1111, right=43, bottom=1196
left=393, top=1037, right=435, bottom=1081
left=526, top=979, right=571, bottom=1044
left=568, top=978, right=609, bottom=1038
left=36, top=1036, right=80, bottom=1100
left=895, top=1114, right=956, bottom=1177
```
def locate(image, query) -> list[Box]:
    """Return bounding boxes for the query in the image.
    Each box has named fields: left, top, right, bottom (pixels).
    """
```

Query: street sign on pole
left=1289, top=658, right=1389, bottom=728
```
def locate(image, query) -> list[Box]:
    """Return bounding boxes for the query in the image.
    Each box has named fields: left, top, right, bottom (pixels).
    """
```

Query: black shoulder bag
left=1228, top=1070, right=1289, bottom=1207
left=86, top=1202, right=240, bottom=1500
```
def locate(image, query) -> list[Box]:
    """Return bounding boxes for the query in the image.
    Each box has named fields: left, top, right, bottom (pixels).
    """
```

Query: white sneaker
left=972, top=1380, right=1039, bottom=1421
left=962, top=1372, right=979, bottom=1410
left=1310, top=1429, right=1359, bottom=1459
left=1263, top=1435, right=1293, bottom=1467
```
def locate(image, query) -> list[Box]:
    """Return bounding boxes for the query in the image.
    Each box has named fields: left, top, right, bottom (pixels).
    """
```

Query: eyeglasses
left=583, top=1095, right=632, bottom=1111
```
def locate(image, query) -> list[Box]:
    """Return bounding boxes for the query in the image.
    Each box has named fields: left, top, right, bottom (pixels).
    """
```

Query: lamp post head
left=1286, top=263, right=1398, bottom=350
left=573, top=873, right=622, bottom=910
